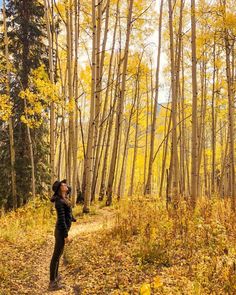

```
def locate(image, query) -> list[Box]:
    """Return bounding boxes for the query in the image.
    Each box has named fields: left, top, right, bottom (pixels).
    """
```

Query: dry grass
left=1, top=195, right=236, bottom=294
left=110, top=196, right=236, bottom=294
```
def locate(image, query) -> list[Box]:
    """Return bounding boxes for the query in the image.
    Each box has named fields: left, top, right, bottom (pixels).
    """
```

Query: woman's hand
left=65, top=236, right=72, bottom=243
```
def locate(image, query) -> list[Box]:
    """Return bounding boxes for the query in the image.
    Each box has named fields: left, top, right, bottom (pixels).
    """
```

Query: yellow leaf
left=140, top=283, right=151, bottom=295
left=152, top=276, right=163, bottom=289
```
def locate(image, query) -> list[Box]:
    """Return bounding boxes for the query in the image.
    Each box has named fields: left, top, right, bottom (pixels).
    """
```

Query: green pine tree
left=0, top=0, right=50, bottom=209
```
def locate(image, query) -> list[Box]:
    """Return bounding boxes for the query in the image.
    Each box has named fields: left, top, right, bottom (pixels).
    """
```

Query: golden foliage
left=0, top=94, right=12, bottom=121
left=19, top=64, right=60, bottom=128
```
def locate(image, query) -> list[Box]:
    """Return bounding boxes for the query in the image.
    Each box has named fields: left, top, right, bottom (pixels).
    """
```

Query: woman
left=48, top=179, right=77, bottom=291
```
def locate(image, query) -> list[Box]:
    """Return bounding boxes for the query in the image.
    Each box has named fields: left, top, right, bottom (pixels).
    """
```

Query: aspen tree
left=93, top=0, right=102, bottom=171
left=44, top=0, right=56, bottom=185
left=91, top=0, right=111, bottom=201
left=23, top=102, right=36, bottom=199
left=73, top=0, right=80, bottom=206
left=83, top=0, right=97, bottom=213
left=143, top=73, right=150, bottom=193
left=175, top=0, right=184, bottom=196
left=223, top=9, right=236, bottom=210
left=66, top=0, right=75, bottom=189
left=145, top=0, right=163, bottom=195
left=118, top=93, right=136, bottom=199
left=98, top=1, right=120, bottom=200
left=168, top=0, right=179, bottom=205
left=191, top=0, right=198, bottom=208
left=106, top=0, right=134, bottom=205
left=99, top=54, right=121, bottom=200
left=211, top=39, right=216, bottom=194
left=129, top=69, right=141, bottom=196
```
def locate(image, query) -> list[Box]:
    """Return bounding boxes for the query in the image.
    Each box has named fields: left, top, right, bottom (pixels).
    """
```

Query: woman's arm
left=55, top=200, right=68, bottom=238
left=71, top=214, right=77, bottom=222
left=69, top=206, right=77, bottom=222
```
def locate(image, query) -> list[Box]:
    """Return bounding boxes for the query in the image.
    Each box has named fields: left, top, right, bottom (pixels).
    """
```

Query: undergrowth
left=111, top=196, right=236, bottom=294
left=2, top=195, right=236, bottom=294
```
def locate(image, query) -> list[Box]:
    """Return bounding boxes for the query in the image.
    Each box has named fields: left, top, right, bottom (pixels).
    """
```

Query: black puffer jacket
left=50, top=194, right=77, bottom=238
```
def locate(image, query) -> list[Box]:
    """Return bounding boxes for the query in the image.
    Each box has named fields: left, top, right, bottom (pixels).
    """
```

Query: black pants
left=50, top=228, right=65, bottom=282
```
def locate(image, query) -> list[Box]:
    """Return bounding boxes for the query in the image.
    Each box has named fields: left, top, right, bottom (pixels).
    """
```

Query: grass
left=2, top=194, right=236, bottom=294
left=111, top=196, right=236, bottom=294
left=64, top=195, right=236, bottom=294
left=0, top=196, right=100, bottom=244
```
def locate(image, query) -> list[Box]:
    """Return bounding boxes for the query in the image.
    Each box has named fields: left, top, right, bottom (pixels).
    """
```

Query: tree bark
left=191, top=0, right=198, bottom=208
left=145, top=0, right=163, bottom=195
left=106, top=0, right=134, bottom=205
left=44, top=0, right=56, bottom=186
left=168, top=0, right=179, bottom=205
left=3, top=0, right=17, bottom=209
left=83, top=0, right=97, bottom=213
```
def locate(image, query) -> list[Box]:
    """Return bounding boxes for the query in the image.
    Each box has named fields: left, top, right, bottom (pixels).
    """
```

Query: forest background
left=1, top=0, right=235, bottom=214
left=1, top=0, right=236, bottom=294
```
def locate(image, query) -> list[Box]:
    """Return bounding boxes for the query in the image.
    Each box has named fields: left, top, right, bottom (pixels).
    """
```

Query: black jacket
left=50, top=194, right=76, bottom=238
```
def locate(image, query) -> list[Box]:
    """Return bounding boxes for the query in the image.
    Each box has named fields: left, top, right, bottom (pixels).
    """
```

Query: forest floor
left=0, top=201, right=163, bottom=295
left=2, top=196, right=236, bottom=295
left=3, top=206, right=117, bottom=295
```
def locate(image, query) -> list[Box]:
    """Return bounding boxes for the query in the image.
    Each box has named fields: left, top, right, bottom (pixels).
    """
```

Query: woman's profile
left=48, top=179, right=77, bottom=291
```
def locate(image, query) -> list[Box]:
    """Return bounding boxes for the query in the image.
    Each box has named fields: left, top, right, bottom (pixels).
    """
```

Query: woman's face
left=60, top=182, right=68, bottom=194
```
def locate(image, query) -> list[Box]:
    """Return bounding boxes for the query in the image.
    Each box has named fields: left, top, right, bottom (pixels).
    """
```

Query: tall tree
left=2, top=0, right=17, bottom=209
left=145, top=0, right=163, bottom=195
left=191, top=0, right=198, bottom=208
left=0, top=0, right=50, bottom=207
left=167, top=0, right=180, bottom=205
left=106, top=0, right=134, bottom=205
left=44, top=0, right=56, bottom=186
left=223, top=0, right=236, bottom=211
left=83, top=0, right=97, bottom=213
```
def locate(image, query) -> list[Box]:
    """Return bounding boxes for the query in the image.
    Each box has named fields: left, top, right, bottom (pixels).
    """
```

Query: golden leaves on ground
left=139, top=282, right=151, bottom=295
left=152, top=275, right=163, bottom=289
left=139, top=275, right=163, bottom=294
left=2, top=198, right=236, bottom=294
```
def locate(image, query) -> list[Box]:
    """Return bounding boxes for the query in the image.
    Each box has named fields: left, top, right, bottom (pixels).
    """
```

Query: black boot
left=48, top=280, right=65, bottom=291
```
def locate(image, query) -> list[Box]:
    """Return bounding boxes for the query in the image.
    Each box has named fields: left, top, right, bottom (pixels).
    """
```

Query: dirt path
left=27, top=206, right=116, bottom=295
